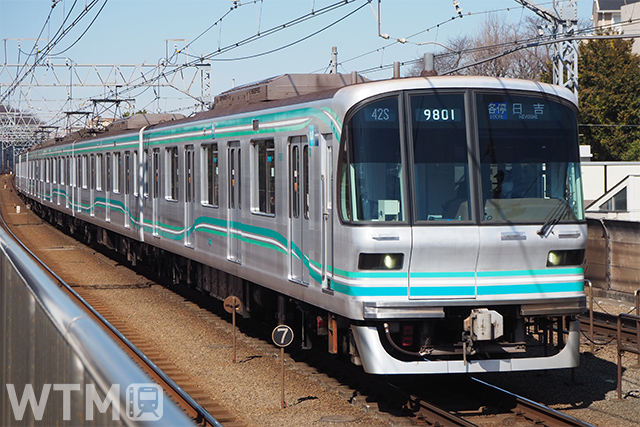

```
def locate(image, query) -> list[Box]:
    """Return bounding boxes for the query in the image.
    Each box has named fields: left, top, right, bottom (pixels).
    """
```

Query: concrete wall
left=586, top=218, right=640, bottom=297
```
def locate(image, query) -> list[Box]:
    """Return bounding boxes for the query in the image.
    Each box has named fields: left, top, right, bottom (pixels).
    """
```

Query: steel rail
left=581, top=311, right=638, bottom=344
left=471, top=377, right=595, bottom=427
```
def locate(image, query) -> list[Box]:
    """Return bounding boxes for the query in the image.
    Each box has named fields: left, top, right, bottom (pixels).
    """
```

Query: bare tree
left=406, top=15, right=551, bottom=79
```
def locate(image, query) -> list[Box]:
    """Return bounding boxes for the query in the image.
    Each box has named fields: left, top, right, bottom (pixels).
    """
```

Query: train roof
left=32, top=74, right=577, bottom=150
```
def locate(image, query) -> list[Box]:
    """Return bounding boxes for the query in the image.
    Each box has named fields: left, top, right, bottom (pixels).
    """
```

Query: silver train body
left=16, top=74, right=587, bottom=374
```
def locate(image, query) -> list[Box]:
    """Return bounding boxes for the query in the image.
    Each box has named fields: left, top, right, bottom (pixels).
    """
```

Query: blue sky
left=0, top=0, right=594, bottom=120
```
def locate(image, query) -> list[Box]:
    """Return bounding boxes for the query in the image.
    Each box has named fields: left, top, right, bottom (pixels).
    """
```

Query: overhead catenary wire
left=353, top=16, right=640, bottom=78
left=5, top=1, right=69, bottom=101
left=14, top=1, right=637, bottom=131
left=200, top=1, right=370, bottom=62
left=1, top=0, right=108, bottom=104
left=316, top=0, right=559, bottom=74
left=35, top=1, right=580, bottom=127
left=51, top=0, right=110, bottom=56
left=102, top=0, right=365, bottom=102
left=329, top=1, right=640, bottom=79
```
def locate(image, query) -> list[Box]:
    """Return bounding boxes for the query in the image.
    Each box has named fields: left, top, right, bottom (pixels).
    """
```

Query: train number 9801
left=423, top=108, right=458, bottom=121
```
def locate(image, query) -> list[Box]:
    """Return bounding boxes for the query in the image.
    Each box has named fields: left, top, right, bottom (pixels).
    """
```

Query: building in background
left=592, top=0, right=640, bottom=54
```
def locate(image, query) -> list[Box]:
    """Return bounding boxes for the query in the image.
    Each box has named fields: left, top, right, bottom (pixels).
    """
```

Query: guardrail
left=617, top=312, right=640, bottom=400
left=0, top=226, right=193, bottom=426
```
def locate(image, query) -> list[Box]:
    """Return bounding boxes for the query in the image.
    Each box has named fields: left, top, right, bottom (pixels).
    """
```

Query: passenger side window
left=202, top=144, right=219, bottom=207
left=113, top=153, right=121, bottom=193
left=165, top=147, right=179, bottom=201
left=96, top=154, right=102, bottom=191
left=251, top=139, right=275, bottom=215
left=105, top=153, right=112, bottom=192
left=133, top=151, right=139, bottom=197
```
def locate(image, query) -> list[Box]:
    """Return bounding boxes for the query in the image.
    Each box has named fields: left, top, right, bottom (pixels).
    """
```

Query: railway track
left=1, top=175, right=606, bottom=426
left=581, top=310, right=639, bottom=345
left=374, top=374, right=594, bottom=427
left=0, top=180, right=236, bottom=427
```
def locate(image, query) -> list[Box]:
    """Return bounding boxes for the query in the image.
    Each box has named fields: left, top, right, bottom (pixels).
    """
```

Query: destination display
left=476, top=92, right=574, bottom=125
left=486, top=101, right=548, bottom=121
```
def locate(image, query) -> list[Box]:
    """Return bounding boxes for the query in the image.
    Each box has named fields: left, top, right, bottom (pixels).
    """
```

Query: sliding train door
left=184, top=146, right=195, bottom=247
left=124, top=151, right=131, bottom=228
left=289, top=136, right=309, bottom=284
left=227, top=142, right=242, bottom=263
left=321, top=135, right=334, bottom=291
left=152, top=148, right=160, bottom=237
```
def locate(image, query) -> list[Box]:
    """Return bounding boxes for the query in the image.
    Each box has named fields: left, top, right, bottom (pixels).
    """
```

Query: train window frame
left=60, top=157, right=65, bottom=185
left=337, top=93, right=408, bottom=225
left=474, top=90, right=584, bottom=224
left=303, top=144, right=309, bottom=220
left=143, top=149, right=150, bottom=198
left=133, top=150, right=139, bottom=197
left=113, top=152, right=121, bottom=194
left=82, top=155, right=89, bottom=189
left=291, top=144, right=300, bottom=219
left=66, top=156, right=71, bottom=188
left=165, top=146, right=179, bottom=202
left=407, top=90, right=473, bottom=224
left=76, top=157, right=82, bottom=189
left=125, top=151, right=131, bottom=195
left=152, top=149, right=160, bottom=199
left=90, top=154, right=96, bottom=190
left=105, top=153, right=112, bottom=192
left=96, top=154, right=102, bottom=191
left=250, top=139, right=275, bottom=217
left=185, top=145, right=194, bottom=204
left=52, top=158, right=57, bottom=184
left=201, top=143, right=219, bottom=208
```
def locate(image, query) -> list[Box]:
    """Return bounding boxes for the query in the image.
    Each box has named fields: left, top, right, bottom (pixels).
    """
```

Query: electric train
left=16, top=73, right=587, bottom=374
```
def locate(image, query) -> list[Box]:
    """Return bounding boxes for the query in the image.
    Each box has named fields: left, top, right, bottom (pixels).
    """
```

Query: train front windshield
left=476, top=93, right=583, bottom=223
left=339, top=89, right=583, bottom=225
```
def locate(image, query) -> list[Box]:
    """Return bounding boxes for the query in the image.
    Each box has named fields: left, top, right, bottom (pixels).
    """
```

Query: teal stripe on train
left=31, top=189, right=583, bottom=299
left=30, top=106, right=343, bottom=160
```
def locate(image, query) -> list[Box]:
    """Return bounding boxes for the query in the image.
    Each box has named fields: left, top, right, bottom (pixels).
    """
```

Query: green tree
left=406, top=15, right=551, bottom=80
left=579, top=37, right=640, bottom=161
left=122, top=109, right=148, bottom=118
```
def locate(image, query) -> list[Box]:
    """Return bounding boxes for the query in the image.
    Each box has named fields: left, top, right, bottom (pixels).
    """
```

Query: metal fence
left=0, top=227, right=193, bottom=426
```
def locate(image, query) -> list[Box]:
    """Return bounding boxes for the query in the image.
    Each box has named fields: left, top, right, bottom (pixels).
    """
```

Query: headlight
left=547, top=251, right=562, bottom=266
left=358, top=253, right=404, bottom=270
left=547, top=250, right=585, bottom=267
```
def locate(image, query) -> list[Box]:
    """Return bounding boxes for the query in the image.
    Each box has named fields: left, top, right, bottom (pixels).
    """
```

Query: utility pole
left=514, top=0, right=579, bottom=96
left=331, top=46, right=338, bottom=74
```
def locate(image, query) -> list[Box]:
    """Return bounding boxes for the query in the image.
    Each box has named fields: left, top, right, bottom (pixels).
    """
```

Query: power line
left=318, top=0, right=560, bottom=73
left=52, top=0, right=110, bottom=56
left=104, top=0, right=365, bottom=102
left=354, top=9, right=640, bottom=80
left=1, top=0, right=107, bottom=104
left=202, top=2, right=370, bottom=62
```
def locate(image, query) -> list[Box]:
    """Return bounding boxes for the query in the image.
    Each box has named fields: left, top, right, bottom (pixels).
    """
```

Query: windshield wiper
left=537, top=198, right=571, bottom=237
